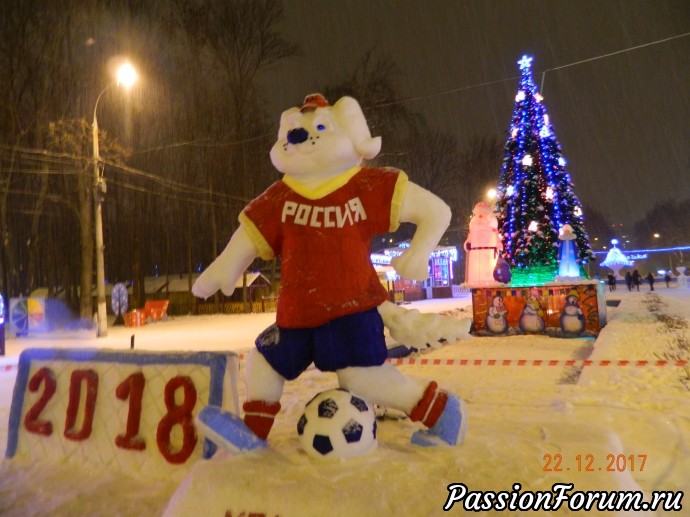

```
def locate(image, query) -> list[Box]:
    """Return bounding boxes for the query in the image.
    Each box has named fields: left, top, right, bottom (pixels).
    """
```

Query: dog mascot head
left=270, top=94, right=382, bottom=178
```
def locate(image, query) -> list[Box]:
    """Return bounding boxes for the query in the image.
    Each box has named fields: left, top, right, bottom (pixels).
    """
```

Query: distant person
left=646, top=272, right=655, bottom=291
left=665, top=273, right=672, bottom=288
left=607, top=274, right=616, bottom=292
left=632, top=269, right=641, bottom=291
left=625, top=271, right=633, bottom=291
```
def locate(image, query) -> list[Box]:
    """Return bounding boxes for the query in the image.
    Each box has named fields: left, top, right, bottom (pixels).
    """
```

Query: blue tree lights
left=495, top=55, right=594, bottom=283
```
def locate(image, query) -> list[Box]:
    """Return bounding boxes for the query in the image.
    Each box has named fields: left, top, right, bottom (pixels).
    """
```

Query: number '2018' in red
left=23, top=367, right=198, bottom=464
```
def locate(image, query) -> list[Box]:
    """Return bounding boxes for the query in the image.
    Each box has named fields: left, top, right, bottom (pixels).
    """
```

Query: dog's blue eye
left=316, top=124, right=326, bottom=131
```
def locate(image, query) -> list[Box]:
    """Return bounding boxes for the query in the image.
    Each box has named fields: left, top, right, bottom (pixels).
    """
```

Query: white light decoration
left=558, top=157, right=566, bottom=166
left=528, top=220, right=538, bottom=232
left=573, top=206, right=582, bottom=217
left=517, top=55, right=533, bottom=70
left=534, top=93, right=543, bottom=102
left=511, top=127, right=518, bottom=138
left=545, top=187, right=554, bottom=200
left=522, top=154, right=533, bottom=167
left=506, top=185, right=515, bottom=197
left=515, top=90, right=526, bottom=101
left=611, top=239, right=618, bottom=246
left=431, top=247, right=459, bottom=261
left=116, top=62, right=138, bottom=90
left=539, top=126, right=550, bottom=138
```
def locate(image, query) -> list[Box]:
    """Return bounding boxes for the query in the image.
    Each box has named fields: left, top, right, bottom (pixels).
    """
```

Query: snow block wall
left=5, top=348, right=240, bottom=481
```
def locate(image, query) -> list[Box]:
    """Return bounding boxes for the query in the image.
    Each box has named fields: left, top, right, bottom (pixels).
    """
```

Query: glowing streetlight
left=92, top=61, right=138, bottom=337
left=653, top=233, right=660, bottom=239
left=116, top=62, right=138, bottom=89
left=486, top=188, right=497, bottom=201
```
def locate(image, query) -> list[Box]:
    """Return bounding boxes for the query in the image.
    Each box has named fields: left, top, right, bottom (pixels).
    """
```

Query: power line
left=1, top=146, right=251, bottom=205
left=3, top=31, right=687, bottom=198
left=368, top=31, right=690, bottom=112
left=101, top=158, right=251, bottom=203
left=540, top=30, right=690, bottom=92
left=134, top=132, right=273, bottom=155
left=104, top=177, right=246, bottom=208
left=546, top=31, right=690, bottom=73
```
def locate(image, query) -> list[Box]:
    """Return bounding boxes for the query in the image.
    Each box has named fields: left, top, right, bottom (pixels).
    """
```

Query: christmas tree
left=495, top=55, right=594, bottom=285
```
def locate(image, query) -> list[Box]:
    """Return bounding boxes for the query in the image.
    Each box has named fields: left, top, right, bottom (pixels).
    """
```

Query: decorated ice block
left=470, top=281, right=603, bottom=337
left=6, top=348, right=239, bottom=480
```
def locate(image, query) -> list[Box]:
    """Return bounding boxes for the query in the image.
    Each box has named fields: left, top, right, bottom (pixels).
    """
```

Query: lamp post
left=92, top=62, right=138, bottom=337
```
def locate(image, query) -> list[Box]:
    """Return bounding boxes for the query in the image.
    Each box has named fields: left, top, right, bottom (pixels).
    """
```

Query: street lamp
left=92, top=61, right=138, bottom=337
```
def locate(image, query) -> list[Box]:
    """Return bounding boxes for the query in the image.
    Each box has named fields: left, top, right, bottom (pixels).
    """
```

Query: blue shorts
left=255, top=308, right=387, bottom=380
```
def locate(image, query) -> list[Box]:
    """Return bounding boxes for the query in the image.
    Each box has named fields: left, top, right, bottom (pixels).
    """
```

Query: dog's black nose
left=287, top=127, right=309, bottom=145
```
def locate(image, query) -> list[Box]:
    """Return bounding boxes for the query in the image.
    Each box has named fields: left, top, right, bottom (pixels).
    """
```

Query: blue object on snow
left=411, top=394, right=467, bottom=447
left=195, top=405, right=266, bottom=453
left=386, top=344, right=418, bottom=358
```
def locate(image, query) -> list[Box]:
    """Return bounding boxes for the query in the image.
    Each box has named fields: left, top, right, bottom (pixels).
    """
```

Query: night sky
left=263, top=0, right=690, bottom=227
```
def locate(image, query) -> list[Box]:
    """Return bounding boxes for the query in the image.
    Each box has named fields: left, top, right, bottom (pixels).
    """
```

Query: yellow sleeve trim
left=389, top=171, right=408, bottom=232
left=282, top=166, right=361, bottom=200
left=239, top=212, right=275, bottom=260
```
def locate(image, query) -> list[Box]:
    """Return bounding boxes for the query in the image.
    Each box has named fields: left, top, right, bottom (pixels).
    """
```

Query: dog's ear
left=332, top=96, right=381, bottom=160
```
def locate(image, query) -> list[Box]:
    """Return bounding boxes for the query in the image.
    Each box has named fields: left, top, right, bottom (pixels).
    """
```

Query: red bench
left=144, top=300, right=169, bottom=322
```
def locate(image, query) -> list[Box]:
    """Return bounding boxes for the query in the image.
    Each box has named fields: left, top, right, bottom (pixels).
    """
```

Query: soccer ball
left=297, top=388, right=377, bottom=460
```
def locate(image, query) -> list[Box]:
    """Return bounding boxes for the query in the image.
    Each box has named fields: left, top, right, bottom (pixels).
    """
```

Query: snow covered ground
left=1, top=286, right=688, bottom=516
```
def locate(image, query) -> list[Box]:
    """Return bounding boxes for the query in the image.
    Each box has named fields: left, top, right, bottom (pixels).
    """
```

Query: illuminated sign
left=431, top=248, right=458, bottom=261
left=370, top=253, right=391, bottom=266
left=371, top=246, right=458, bottom=266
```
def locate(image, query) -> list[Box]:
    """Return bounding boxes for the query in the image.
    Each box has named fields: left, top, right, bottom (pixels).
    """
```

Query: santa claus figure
left=464, top=202, right=502, bottom=285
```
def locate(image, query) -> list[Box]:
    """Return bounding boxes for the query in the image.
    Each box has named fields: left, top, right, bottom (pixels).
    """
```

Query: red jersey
left=240, top=166, right=408, bottom=328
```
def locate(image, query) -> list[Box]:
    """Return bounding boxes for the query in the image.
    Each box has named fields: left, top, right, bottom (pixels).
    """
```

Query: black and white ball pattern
left=297, top=388, right=377, bottom=460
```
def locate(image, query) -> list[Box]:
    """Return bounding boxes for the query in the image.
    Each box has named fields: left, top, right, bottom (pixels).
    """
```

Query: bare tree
left=46, top=119, right=128, bottom=318
left=581, top=205, right=615, bottom=246
left=452, top=135, right=503, bottom=230
left=323, top=50, right=416, bottom=163
left=633, top=199, right=690, bottom=266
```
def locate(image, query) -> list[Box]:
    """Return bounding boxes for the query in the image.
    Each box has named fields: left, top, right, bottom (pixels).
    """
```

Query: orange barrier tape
left=386, top=358, right=689, bottom=367
left=4, top=357, right=687, bottom=372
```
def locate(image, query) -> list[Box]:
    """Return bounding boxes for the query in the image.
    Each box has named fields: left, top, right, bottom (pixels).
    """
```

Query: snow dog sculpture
left=192, top=94, right=467, bottom=452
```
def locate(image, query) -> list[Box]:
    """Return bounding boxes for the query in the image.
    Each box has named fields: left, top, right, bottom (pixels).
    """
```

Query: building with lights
left=371, top=243, right=461, bottom=302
